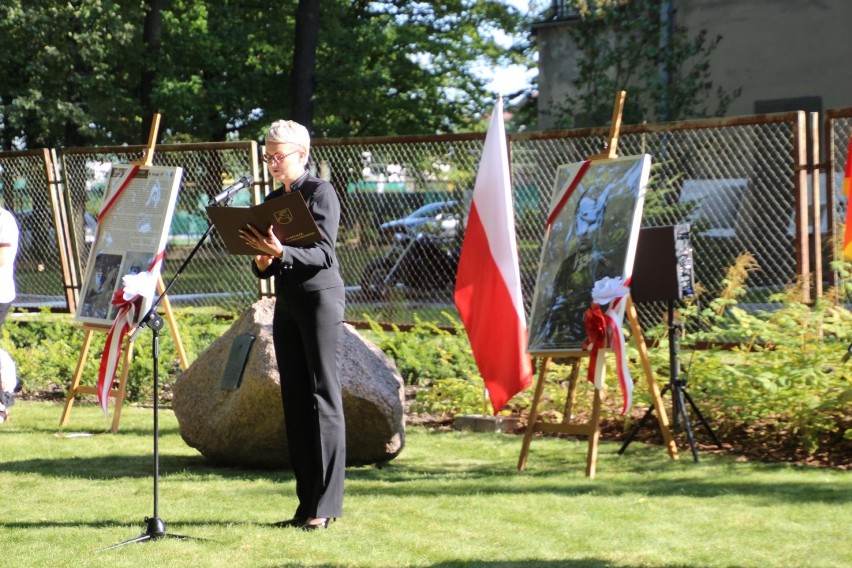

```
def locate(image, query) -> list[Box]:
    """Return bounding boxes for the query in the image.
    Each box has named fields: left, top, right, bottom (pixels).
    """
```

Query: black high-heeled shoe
left=299, top=518, right=330, bottom=531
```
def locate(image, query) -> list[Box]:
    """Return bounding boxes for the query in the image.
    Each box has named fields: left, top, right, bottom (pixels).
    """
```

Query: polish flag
left=454, top=97, right=533, bottom=414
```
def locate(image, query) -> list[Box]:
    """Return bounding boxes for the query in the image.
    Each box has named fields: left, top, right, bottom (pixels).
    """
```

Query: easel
left=59, top=114, right=189, bottom=433
left=517, top=92, right=678, bottom=478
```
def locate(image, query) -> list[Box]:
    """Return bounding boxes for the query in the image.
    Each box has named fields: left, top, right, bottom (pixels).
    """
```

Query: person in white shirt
left=0, top=207, right=19, bottom=422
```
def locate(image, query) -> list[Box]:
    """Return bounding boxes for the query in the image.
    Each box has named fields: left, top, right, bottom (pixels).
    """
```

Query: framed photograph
left=76, top=164, right=182, bottom=326
left=527, top=155, right=651, bottom=355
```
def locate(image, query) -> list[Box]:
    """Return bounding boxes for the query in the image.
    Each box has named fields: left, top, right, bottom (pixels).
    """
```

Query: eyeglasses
left=262, top=149, right=300, bottom=165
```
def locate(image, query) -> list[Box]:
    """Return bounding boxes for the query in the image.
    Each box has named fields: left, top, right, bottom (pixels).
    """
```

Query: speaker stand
left=618, top=300, right=722, bottom=461
left=99, top=313, right=196, bottom=550
left=100, top=220, right=223, bottom=551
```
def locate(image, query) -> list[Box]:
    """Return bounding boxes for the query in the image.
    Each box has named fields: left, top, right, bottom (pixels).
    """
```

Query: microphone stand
left=102, top=194, right=235, bottom=550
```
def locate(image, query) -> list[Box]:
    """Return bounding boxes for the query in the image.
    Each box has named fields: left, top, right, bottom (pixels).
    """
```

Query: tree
left=545, top=0, right=740, bottom=128
left=0, top=0, right=534, bottom=147
left=140, top=0, right=164, bottom=142
left=291, top=0, right=320, bottom=130
left=0, top=1, right=145, bottom=150
left=307, top=0, right=531, bottom=137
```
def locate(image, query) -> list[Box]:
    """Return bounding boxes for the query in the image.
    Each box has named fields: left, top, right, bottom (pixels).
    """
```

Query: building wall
left=534, top=0, right=852, bottom=129
left=534, top=19, right=582, bottom=130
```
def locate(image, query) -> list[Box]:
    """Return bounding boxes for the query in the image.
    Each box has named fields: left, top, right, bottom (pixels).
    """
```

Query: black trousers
left=273, top=285, right=346, bottom=519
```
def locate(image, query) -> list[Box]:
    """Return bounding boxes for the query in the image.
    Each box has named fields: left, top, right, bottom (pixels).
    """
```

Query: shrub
left=633, top=254, right=852, bottom=457
left=361, top=312, right=479, bottom=387
left=5, top=309, right=234, bottom=403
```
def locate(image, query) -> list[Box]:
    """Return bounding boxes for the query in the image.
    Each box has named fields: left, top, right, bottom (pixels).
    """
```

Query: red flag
left=843, top=136, right=852, bottom=259
left=454, top=98, right=533, bottom=414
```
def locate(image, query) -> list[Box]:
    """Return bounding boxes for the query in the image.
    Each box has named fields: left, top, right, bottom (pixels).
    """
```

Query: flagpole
left=482, top=387, right=489, bottom=416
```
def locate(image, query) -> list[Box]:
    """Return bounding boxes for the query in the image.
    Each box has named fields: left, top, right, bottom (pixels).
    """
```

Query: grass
left=1, top=401, right=849, bottom=568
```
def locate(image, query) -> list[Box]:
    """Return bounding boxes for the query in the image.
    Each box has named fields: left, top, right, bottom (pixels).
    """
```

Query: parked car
left=379, top=200, right=461, bottom=239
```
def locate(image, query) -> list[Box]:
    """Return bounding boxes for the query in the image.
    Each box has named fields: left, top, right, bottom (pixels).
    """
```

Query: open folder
left=206, top=191, right=321, bottom=255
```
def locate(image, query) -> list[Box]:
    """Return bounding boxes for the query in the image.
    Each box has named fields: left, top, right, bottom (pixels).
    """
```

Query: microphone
left=208, top=176, right=254, bottom=206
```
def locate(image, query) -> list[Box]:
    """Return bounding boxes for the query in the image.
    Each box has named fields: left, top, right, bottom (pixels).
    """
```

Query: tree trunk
left=291, top=0, right=320, bottom=132
left=141, top=0, right=163, bottom=142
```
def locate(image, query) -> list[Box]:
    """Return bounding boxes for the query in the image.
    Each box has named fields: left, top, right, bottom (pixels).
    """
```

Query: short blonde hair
left=266, top=120, right=311, bottom=163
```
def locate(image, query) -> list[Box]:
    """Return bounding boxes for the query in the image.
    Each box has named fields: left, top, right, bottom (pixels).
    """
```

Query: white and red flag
left=96, top=260, right=161, bottom=416
left=454, top=97, right=533, bottom=414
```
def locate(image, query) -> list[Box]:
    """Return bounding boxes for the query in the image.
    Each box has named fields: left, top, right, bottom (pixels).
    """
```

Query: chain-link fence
left=311, top=134, right=482, bottom=326
left=56, top=142, right=263, bottom=314
left=2, top=109, right=840, bottom=335
left=318, top=112, right=810, bottom=331
left=0, top=149, right=67, bottom=307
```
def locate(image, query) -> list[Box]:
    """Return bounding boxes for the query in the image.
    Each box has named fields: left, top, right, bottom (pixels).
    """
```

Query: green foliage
left=634, top=256, right=852, bottom=457
left=0, top=0, right=534, bottom=148
left=362, top=314, right=489, bottom=417
left=362, top=314, right=588, bottom=418
left=0, top=1, right=145, bottom=148
left=414, top=377, right=490, bottom=417
left=310, top=0, right=534, bottom=137
left=4, top=309, right=234, bottom=403
left=675, top=298, right=852, bottom=455
left=5, top=314, right=83, bottom=395
left=829, top=256, right=852, bottom=304
left=363, top=253, right=850, bottom=458
left=548, top=0, right=741, bottom=128
left=362, top=312, right=479, bottom=387
left=6, top=278, right=850, bottom=460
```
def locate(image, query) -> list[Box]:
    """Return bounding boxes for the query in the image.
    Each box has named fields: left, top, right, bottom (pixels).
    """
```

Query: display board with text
left=75, top=164, right=182, bottom=326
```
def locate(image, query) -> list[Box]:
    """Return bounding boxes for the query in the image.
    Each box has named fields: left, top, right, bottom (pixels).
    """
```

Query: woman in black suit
left=240, top=120, right=345, bottom=531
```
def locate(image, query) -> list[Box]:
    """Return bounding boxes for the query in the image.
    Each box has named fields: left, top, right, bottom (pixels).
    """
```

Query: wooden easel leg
left=109, top=339, right=135, bottom=434
left=518, top=357, right=551, bottom=471
left=626, top=296, right=678, bottom=459
left=563, top=358, right=581, bottom=420
left=585, top=388, right=603, bottom=478
left=59, top=329, right=95, bottom=428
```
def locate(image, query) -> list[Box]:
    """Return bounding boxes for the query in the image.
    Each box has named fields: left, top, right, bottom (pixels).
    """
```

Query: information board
left=76, top=164, right=182, bottom=326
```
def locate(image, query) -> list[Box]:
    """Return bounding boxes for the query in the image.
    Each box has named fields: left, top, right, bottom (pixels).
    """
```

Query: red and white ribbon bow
left=582, top=276, right=634, bottom=415
left=96, top=261, right=161, bottom=416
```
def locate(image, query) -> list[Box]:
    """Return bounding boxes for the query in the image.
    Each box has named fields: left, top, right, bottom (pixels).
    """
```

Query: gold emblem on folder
left=274, top=209, right=293, bottom=224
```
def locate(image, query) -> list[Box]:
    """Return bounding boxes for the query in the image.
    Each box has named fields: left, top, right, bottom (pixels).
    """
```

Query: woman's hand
left=239, top=224, right=284, bottom=258
left=239, top=224, right=283, bottom=270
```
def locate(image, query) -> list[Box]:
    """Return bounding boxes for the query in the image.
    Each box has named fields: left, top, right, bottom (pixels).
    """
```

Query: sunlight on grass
left=0, top=401, right=849, bottom=568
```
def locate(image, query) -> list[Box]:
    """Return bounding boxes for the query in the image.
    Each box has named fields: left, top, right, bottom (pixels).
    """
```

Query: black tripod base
left=618, top=383, right=722, bottom=462
left=100, top=517, right=196, bottom=551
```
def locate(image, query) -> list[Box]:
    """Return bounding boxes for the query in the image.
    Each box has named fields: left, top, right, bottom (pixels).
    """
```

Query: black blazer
left=252, top=171, right=344, bottom=293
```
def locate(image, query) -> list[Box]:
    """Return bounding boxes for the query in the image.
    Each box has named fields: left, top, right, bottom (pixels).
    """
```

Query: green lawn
left=1, top=401, right=849, bottom=568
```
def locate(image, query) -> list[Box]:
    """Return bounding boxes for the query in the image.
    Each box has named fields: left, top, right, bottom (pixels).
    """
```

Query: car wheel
left=360, top=258, right=394, bottom=300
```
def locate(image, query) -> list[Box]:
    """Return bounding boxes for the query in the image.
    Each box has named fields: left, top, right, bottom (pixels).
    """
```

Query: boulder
left=172, top=298, right=405, bottom=469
